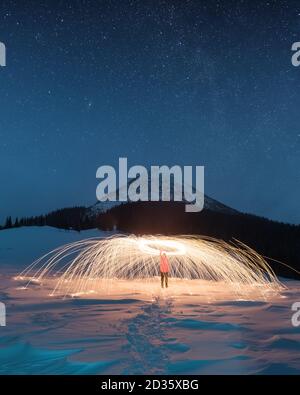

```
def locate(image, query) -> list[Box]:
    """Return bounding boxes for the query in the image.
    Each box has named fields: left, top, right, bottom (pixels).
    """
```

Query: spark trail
left=15, top=235, right=282, bottom=298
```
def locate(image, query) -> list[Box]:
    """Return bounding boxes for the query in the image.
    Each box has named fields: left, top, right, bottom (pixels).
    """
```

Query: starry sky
left=0, top=0, right=300, bottom=224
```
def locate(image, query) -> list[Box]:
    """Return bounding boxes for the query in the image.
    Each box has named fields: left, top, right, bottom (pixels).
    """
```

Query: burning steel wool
left=15, top=235, right=282, bottom=298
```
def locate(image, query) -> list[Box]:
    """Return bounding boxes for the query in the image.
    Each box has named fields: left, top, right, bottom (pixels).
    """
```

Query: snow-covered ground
left=0, top=227, right=300, bottom=374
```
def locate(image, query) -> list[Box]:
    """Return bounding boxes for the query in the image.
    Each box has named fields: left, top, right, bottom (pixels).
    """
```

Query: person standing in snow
left=160, top=251, right=169, bottom=288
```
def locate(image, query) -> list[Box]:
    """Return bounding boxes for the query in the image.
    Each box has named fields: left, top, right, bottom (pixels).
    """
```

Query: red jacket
left=160, top=254, right=169, bottom=273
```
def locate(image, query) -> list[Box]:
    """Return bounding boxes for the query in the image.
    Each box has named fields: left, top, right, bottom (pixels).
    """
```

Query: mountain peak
left=89, top=178, right=238, bottom=216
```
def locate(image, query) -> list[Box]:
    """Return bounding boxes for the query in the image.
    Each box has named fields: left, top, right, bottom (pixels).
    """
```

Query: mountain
left=87, top=178, right=238, bottom=217
left=87, top=194, right=238, bottom=217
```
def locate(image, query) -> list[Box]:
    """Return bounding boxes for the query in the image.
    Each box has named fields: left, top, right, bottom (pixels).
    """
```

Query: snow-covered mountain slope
left=89, top=179, right=238, bottom=216
left=0, top=226, right=113, bottom=268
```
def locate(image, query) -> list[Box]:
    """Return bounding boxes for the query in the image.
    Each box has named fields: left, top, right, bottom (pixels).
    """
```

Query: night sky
left=0, top=0, right=300, bottom=224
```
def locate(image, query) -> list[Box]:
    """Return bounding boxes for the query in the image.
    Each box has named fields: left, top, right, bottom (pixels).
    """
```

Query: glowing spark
left=15, top=235, right=282, bottom=297
left=138, top=238, right=186, bottom=256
